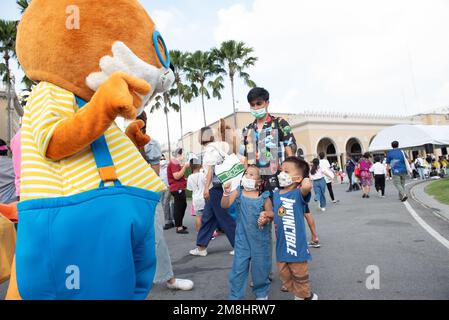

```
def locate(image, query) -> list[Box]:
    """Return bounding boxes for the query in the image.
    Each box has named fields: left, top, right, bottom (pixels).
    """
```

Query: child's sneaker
left=189, top=248, right=208, bottom=257
left=308, top=240, right=321, bottom=248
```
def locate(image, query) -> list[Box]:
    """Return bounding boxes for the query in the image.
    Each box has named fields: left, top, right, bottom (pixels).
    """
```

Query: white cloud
left=214, top=0, right=449, bottom=115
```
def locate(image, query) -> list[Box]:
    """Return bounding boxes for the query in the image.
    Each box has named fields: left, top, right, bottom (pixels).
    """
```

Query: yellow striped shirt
left=20, top=82, right=166, bottom=200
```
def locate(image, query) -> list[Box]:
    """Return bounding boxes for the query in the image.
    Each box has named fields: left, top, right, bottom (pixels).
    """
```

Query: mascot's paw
left=126, top=119, right=151, bottom=149
left=0, top=202, right=18, bottom=223
left=97, top=72, right=152, bottom=120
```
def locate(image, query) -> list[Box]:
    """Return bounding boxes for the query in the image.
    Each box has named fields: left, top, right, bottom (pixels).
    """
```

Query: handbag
left=14, top=97, right=160, bottom=300
left=208, top=144, right=245, bottom=192
left=0, top=213, right=16, bottom=284
left=354, top=167, right=361, bottom=178
left=402, top=151, right=413, bottom=176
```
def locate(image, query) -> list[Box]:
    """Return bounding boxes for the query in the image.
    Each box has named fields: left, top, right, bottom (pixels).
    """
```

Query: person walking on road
left=345, top=154, right=357, bottom=192
left=168, top=148, right=190, bottom=234
left=370, top=156, right=386, bottom=198
left=386, top=141, right=411, bottom=202
left=358, top=153, right=373, bottom=199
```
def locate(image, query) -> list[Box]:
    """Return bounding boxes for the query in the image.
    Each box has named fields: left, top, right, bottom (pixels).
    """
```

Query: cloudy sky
left=2, top=0, right=449, bottom=146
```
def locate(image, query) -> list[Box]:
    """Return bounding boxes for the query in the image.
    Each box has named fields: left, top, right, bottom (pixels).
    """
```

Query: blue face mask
left=251, top=108, right=267, bottom=119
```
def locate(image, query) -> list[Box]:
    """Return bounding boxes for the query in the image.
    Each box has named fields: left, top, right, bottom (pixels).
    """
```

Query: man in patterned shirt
left=241, top=87, right=297, bottom=195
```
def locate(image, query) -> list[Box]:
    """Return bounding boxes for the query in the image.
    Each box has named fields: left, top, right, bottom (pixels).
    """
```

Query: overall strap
left=75, top=97, right=121, bottom=186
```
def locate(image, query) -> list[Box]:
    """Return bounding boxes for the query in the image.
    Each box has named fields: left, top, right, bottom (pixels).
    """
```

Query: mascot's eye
left=153, top=31, right=170, bottom=69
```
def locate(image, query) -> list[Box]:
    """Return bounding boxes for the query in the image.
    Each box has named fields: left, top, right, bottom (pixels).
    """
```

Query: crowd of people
left=1, top=85, right=449, bottom=301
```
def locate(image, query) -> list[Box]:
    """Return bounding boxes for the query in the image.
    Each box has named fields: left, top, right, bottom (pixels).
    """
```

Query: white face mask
left=86, top=41, right=175, bottom=115
left=278, top=171, right=294, bottom=187
left=241, top=176, right=257, bottom=191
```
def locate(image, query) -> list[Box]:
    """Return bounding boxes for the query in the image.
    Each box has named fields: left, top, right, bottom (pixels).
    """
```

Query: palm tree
left=212, top=40, right=258, bottom=128
left=170, top=50, right=190, bottom=148
left=185, top=50, right=224, bottom=126
left=150, top=89, right=180, bottom=160
left=17, top=0, right=31, bottom=13
left=0, top=20, right=18, bottom=142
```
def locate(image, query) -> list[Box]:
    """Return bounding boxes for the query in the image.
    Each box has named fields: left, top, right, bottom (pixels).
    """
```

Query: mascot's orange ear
left=16, top=0, right=164, bottom=101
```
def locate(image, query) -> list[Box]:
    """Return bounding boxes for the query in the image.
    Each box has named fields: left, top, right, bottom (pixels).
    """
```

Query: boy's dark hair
left=319, top=152, right=325, bottom=160
left=190, top=159, right=201, bottom=172
left=363, top=152, right=371, bottom=159
left=391, top=141, right=399, bottom=148
left=247, top=87, right=269, bottom=103
left=0, top=139, right=7, bottom=156
left=374, top=156, right=381, bottom=163
left=284, top=156, right=310, bottom=178
left=199, top=126, right=214, bottom=146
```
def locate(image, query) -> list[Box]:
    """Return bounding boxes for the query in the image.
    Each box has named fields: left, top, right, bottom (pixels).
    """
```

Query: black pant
left=326, top=182, right=335, bottom=201
left=374, top=175, right=385, bottom=196
left=171, top=190, right=187, bottom=228
left=347, top=169, right=354, bottom=190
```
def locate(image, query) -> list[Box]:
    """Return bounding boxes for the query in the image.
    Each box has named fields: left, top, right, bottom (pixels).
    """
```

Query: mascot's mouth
left=86, top=32, right=175, bottom=114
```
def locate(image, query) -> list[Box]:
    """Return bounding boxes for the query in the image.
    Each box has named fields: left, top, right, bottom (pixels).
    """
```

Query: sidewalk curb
left=409, top=179, right=449, bottom=223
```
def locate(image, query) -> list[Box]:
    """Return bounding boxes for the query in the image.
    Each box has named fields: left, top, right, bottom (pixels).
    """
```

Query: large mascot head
left=16, top=0, right=174, bottom=109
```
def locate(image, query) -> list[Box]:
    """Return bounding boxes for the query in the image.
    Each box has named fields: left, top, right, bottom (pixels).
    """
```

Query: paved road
left=2, top=180, right=449, bottom=300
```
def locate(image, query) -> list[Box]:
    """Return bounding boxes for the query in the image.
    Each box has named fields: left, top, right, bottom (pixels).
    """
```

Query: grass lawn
left=425, top=178, right=449, bottom=205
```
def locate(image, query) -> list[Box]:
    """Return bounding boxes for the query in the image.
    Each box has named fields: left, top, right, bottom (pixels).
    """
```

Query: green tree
left=150, top=89, right=180, bottom=160
left=0, top=19, right=18, bottom=141
left=17, top=0, right=31, bottom=13
left=170, top=50, right=192, bottom=147
left=212, top=40, right=257, bottom=128
left=185, top=50, right=224, bottom=126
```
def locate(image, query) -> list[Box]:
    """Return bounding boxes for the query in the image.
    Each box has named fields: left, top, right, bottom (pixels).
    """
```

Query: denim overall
left=15, top=98, right=160, bottom=300
left=229, top=189, right=272, bottom=300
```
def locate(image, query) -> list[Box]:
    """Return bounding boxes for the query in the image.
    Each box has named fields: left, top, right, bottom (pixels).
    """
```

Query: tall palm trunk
left=230, top=75, right=237, bottom=129
left=165, top=109, right=172, bottom=161
left=177, top=88, right=184, bottom=149
left=201, top=83, right=207, bottom=126
left=4, top=52, right=13, bottom=142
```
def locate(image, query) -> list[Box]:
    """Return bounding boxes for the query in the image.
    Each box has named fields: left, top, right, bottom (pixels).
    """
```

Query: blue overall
left=15, top=98, right=160, bottom=300
left=228, top=189, right=272, bottom=300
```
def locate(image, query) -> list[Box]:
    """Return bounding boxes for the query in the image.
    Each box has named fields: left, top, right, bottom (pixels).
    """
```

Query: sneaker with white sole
left=256, top=296, right=268, bottom=300
left=167, top=278, right=194, bottom=291
left=230, top=250, right=235, bottom=256
left=189, top=248, right=208, bottom=257
left=321, top=208, right=326, bottom=212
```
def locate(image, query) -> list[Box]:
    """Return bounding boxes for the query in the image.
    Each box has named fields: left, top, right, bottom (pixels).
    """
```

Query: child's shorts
left=195, top=209, right=204, bottom=216
left=277, top=262, right=311, bottom=299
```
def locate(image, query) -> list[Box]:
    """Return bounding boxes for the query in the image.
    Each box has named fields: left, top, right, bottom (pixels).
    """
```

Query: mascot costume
left=6, top=0, right=174, bottom=300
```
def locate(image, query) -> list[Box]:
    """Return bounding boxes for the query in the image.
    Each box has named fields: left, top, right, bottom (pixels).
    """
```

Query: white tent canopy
left=369, top=125, right=449, bottom=152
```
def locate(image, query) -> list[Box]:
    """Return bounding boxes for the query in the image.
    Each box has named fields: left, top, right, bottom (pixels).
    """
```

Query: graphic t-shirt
left=273, top=189, right=311, bottom=263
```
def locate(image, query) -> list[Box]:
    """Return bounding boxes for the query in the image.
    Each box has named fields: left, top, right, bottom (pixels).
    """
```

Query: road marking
left=403, top=201, right=449, bottom=250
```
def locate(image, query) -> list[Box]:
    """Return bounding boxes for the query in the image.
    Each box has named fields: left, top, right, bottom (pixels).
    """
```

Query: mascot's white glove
left=87, top=41, right=175, bottom=115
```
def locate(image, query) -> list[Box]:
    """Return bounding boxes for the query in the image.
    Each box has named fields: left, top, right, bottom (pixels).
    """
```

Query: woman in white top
left=319, top=152, right=339, bottom=204
left=310, top=158, right=333, bottom=212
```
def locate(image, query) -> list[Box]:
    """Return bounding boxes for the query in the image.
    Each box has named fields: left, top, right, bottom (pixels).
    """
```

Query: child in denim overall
left=221, top=165, right=273, bottom=300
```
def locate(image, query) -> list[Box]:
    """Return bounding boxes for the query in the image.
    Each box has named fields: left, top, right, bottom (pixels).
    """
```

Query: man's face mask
left=251, top=108, right=267, bottom=120
left=86, top=33, right=175, bottom=115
